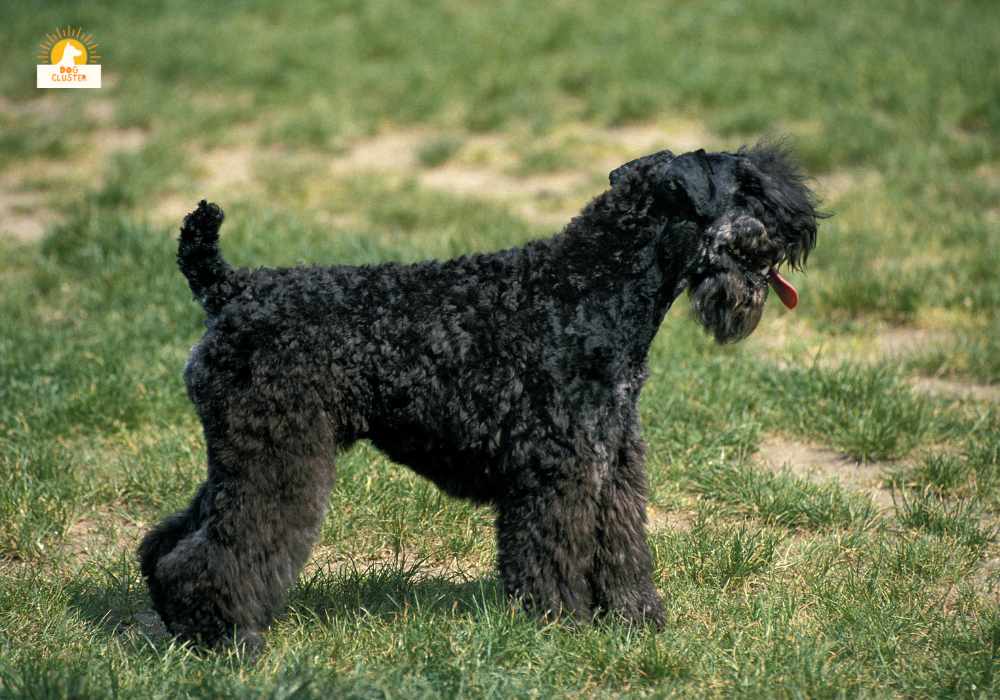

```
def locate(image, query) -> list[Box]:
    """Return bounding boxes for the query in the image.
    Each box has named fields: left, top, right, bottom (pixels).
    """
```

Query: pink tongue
left=768, top=269, right=798, bottom=310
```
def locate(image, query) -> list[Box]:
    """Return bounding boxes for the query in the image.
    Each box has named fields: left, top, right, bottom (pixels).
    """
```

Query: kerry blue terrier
left=139, top=142, right=820, bottom=648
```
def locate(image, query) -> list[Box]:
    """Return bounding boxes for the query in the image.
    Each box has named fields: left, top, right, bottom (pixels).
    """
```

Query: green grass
left=684, top=460, right=878, bottom=530
left=2, top=0, right=1000, bottom=697
left=907, top=326, right=1000, bottom=385
left=757, top=363, right=936, bottom=462
left=417, top=136, right=464, bottom=168
left=896, top=492, right=996, bottom=551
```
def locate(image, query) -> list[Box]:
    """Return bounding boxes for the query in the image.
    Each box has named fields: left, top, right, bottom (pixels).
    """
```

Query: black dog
left=139, top=142, right=820, bottom=648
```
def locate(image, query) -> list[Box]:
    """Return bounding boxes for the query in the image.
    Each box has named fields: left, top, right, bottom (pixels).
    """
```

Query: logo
left=37, top=27, right=102, bottom=89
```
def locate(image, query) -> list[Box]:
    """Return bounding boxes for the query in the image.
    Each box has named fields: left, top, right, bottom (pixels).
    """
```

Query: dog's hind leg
left=589, top=433, right=665, bottom=628
left=139, top=386, right=336, bottom=649
left=494, top=446, right=602, bottom=622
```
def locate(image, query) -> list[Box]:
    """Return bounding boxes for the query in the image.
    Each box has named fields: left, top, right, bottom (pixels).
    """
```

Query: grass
left=896, top=492, right=996, bottom=550
left=907, top=327, right=1000, bottom=385
left=756, top=363, right=936, bottom=462
left=417, top=136, right=464, bottom=168
left=2, top=0, right=999, bottom=697
left=684, top=460, right=879, bottom=530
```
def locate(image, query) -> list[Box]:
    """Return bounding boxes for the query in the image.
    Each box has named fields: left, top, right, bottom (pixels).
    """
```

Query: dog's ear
left=659, top=149, right=718, bottom=219
left=609, top=149, right=674, bottom=187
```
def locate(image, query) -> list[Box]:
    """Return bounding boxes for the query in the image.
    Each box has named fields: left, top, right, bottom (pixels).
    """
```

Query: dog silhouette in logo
left=55, top=41, right=83, bottom=66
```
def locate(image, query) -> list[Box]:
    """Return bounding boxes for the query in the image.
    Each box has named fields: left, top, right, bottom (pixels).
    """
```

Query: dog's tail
left=177, top=200, right=237, bottom=315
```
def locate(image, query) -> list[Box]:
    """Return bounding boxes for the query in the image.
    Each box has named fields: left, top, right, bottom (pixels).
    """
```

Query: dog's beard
left=689, top=271, right=767, bottom=343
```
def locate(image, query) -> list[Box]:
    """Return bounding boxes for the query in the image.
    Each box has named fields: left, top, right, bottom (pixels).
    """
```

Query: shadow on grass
left=63, top=553, right=504, bottom=649
left=63, top=554, right=165, bottom=642
left=289, top=558, right=505, bottom=623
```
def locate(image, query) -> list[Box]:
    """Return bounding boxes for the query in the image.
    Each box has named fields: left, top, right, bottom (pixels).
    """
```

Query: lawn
left=1, top=1, right=999, bottom=697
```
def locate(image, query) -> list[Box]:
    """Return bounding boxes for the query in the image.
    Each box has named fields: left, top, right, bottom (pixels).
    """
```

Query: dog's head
left=610, top=142, right=822, bottom=343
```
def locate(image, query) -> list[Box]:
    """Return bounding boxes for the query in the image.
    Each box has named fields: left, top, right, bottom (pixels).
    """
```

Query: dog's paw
left=607, top=591, right=666, bottom=630
left=229, top=628, right=265, bottom=660
left=639, top=595, right=666, bottom=630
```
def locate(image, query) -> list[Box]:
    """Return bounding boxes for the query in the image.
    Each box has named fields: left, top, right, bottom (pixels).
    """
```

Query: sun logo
left=36, top=27, right=102, bottom=89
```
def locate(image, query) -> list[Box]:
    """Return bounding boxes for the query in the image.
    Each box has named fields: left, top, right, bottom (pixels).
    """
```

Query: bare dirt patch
left=647, top=505, right=695, bottom=534
left=605, top=120, right=713, bottom=155
left=0, top=185, right=56, bottom=241
left=0, top=130, right=147, bottom=240
left=83, top=98, right=116, bottom=123
left=420, top=165, right=581, bottom=198
left=746, top=319, right=954, bottom=373
left=815, top=169, right=882, bottom=203
left=59, top=508, right=147, bottom=566
left=0, top=95, right=62, bottom=119
left=909, top=377, right=1000, bottom=403
left=417, top=119, right=717, bottom=226
left=877, top=327, right=951, bottom=358
left=151, top=194, right=197, bottom=227
left=334, top=119, right=714, bottom=174
left=970, top=554, right=1000, bottom=605
left=755, top=434, right=896, bottom=510
left=146, top=120, right=723, bottom=229
left=974, top=162, right=1000, bottom=187
left=323, top=120, right=722, bottom=227
left=743, top=313, right=829, bottom=362
left=90, top=126, right=147, bottom=154
left=331, top=128, right=432, bottom=172
left=422, top=166, right=589, bottom=227
left=151, top=141, right=267, bottom=224
left=0, top=96, right=149, bottom=240
left=327, top=127, right=590, bottom=226
left=198, top=144, right=259, bottom=190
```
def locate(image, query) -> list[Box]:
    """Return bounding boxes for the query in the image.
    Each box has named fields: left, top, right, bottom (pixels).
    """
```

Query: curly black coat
left=139, top=142, right=820, bottom=648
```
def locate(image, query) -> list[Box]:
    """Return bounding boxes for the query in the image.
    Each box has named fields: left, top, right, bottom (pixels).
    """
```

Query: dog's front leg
left=494, top=447, right=603, bottom=623
left=590, top=434, right=665, bottom=628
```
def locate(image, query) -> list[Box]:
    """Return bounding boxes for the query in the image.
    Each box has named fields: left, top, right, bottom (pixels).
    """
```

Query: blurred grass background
left=1, top=1, right=999, bottom=697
